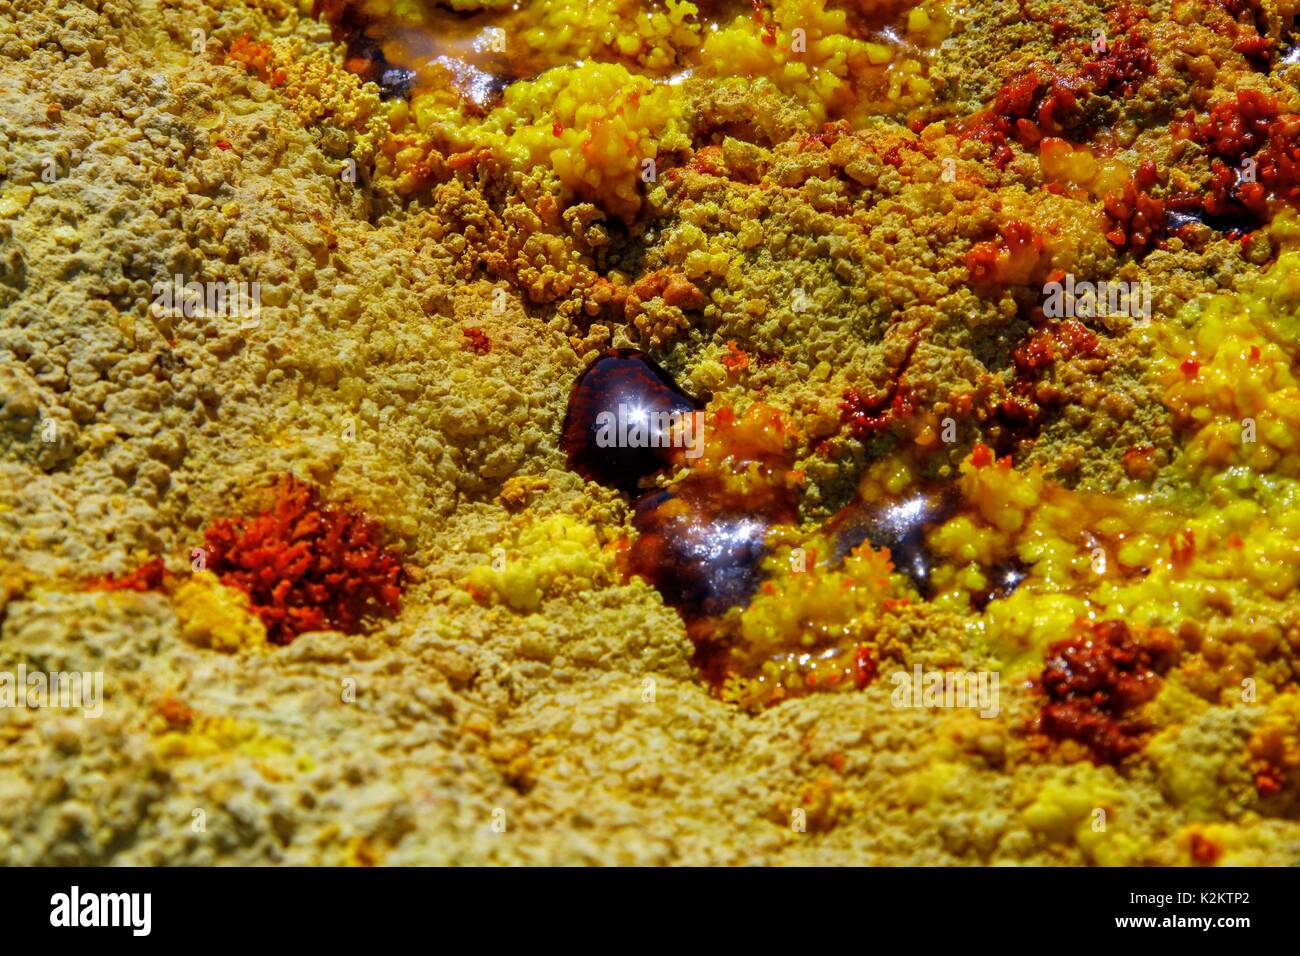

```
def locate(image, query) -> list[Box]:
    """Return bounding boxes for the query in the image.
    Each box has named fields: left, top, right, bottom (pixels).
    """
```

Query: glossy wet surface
left=626, top=489, right=775, bottom=619
left=320, top=0, right=936, bottom=111
left=826, top=487, right=960, bottom=596
left=560, top=349, right=703, bottom=494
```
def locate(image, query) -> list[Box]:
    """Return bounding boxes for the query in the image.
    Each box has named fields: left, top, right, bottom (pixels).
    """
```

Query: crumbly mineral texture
left=1, top=0, right=1299, bottom=865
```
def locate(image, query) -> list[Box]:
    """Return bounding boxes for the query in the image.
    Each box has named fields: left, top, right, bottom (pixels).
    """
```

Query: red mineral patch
left=87, top=556, right=168, bottom=592
left=1037, top=619, right=1175, bottom=764
left=202, top=476, right=404, bottom=644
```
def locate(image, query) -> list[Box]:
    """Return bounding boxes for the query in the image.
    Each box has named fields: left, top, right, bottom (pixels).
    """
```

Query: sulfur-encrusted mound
left=1, top=0, right=1299, bottom=866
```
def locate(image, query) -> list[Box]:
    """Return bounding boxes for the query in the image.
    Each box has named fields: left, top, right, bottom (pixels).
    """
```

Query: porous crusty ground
left=1, top=0, right=1299, bottom=864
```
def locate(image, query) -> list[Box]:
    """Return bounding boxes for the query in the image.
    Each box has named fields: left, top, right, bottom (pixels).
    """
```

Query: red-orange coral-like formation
left=1181, top=90, right=1300, bottom=227
left=87, top=556, right=168, bottom=592
left=1102, top=160, right=1166, bottom=254
left=1207, top=0, right=1274, bottom=65
left=965, top=220, right=1049, bottom=286
left=1254, top=760, right=1287, bottom=797
left=853, top=645, right=878, bottom=690
left=721, top=340, right=751, bottom=372
left=1038, top=619, right=1174, bottom=764
left=462, top=327, right=492, bottom=354
left=203, top=476, right=404, bottom=644
left=226, top=35, right=287, bottom=87
left=1195, top=90, right=1276, bottom=161
left=991, top=66, right=1088, bottom=145
left=840, top=382, right=916, bottom=438
left=1081, top=36, right=1157, bottom=98
left=839, top=334, right=921, bottom=438
left=961, top=32, right=1156, bottom=160
left=997, top=312, right=1103, bottom=437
